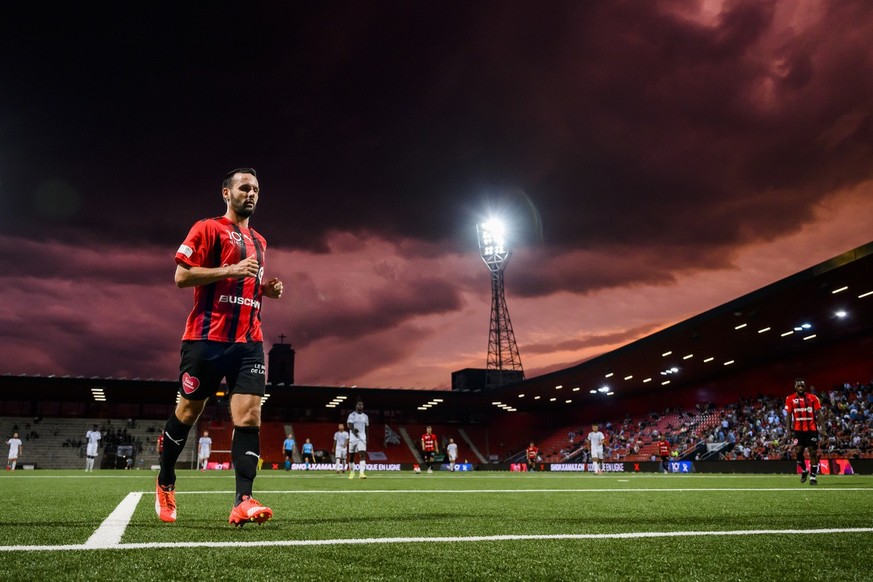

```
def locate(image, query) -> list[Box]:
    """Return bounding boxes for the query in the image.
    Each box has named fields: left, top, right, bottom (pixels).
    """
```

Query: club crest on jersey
left=226, top=230, right=248, bottom=247
left=182, top=373, right=200, bottom=394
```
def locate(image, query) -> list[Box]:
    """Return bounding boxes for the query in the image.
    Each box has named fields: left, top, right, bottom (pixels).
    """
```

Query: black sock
left=158, top=414, right=193, bottom=487
left=810, top=462, right=818, bottom=477
left=232, top=426, right=260, bottom=505
left=796, top=454, right=806, bottom=472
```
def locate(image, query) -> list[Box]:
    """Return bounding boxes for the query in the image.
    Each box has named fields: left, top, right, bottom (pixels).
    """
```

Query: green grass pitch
left=1, top=470, right=871, bottom=581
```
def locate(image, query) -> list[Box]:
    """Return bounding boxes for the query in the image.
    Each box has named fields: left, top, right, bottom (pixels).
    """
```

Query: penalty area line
left=3, top=527, right=872, bottom=552
left=83, top=492, right=142, bottom=548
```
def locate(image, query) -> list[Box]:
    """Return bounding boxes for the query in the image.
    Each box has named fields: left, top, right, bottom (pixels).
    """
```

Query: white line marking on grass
left=172, top=487, right=873, bottom=495
left=83, top=492, right=142, bottom=548
left=3, top=527, right=872, bottom=552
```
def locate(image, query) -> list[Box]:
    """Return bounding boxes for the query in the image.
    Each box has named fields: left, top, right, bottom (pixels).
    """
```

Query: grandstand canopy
left=492, top=241, right=873, bottom=412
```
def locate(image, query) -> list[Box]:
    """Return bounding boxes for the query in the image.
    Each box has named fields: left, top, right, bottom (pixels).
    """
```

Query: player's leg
left=160, top=397, right=206, bottom=485
left=796, top=443, right=808, bottom=483
left=229, top=393, right=262, bottom=501
left=226, top=342, right=273, bottom=525
left=358, top=450, right=367, bottom=478
left=809, top=441, right=820, bottom=485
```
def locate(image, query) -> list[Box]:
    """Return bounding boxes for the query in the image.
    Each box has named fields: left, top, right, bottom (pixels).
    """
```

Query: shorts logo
left=182, top=373, right=200, bottom=394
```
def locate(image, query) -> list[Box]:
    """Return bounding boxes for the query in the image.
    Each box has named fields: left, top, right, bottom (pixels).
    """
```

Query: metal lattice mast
left=477, top=221, right=525, bottom=382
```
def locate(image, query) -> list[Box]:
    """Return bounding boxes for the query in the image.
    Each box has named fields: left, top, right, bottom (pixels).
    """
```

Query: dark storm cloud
left=284, top=270, right=465, bottom=345
left=4, top=1, right=872, bottom=285
left=525, top=324, right=665, bottom=357
left=1, top=1, right=872, bottom=386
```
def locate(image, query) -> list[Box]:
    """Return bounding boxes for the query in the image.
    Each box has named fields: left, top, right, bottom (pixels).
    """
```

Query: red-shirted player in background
left=658, top=435, right=671, bottom=474
left=421, top=426, right=439, bottom=474
left=784, top=378, right=825, bottom=485
left=156, top=168, right=284, bottom=525
left=526, top=441, right=539, bottom=472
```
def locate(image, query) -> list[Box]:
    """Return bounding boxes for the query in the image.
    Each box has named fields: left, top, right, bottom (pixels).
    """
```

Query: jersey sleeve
left=175, top=220, right=214, bottom=268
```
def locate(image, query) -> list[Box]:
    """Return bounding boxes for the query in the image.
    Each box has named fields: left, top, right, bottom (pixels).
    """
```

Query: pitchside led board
left=801, top=459, right=854, bottom=475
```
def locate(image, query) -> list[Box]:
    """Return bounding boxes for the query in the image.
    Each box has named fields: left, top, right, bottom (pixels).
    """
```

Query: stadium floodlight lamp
left=477, top=218, right=511, bottom=272
left=835, top=310, right=847, bottom=318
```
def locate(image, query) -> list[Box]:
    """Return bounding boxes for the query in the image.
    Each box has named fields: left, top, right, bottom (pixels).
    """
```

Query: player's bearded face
left=226, top=175, right=259, bottom=217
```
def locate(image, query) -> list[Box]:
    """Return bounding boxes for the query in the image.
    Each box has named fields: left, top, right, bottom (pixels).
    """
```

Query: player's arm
left=815, top=407, right=826, bottom=441
left=174, top=256, right=260, bottom=288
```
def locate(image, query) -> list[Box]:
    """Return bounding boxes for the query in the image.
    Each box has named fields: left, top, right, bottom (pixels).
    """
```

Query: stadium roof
left=491, top=240, right=873, bottom=411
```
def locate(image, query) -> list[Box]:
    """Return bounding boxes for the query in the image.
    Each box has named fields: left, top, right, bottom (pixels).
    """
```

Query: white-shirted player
left=85, top=425, right=101, bottom=472
left=6, top=432, right=23, bottom=471
left=333, top=423, right=349, bottom=473
left=346, top=399, right=369, bottom=479
left=587, top=424, right=606, bottom=475
left=197, top=430, right=212, bottom=470
left=446, top=438, right=459, bottom=472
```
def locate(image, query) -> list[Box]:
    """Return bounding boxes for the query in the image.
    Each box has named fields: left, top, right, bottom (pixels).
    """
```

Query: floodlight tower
left=476, top=219, right=525, bottom=386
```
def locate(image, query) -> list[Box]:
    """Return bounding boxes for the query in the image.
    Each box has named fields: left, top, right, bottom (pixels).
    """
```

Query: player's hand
left=353, top=429, right=359, bottom=436
left=229, top=255, right=261, bottom=279
left=262, top=277, right=284, bottom=299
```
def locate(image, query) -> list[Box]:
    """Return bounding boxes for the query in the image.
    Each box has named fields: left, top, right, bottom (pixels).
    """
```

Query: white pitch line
left=3, top=527, right=872, bottom=552
left=172, top=487, right=873, bottom=495
left=83, top=492, right=142, bottom=548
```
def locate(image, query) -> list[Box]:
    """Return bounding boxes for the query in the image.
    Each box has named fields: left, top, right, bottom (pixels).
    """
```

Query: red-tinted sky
left=1, top=1, right=871, bottom=388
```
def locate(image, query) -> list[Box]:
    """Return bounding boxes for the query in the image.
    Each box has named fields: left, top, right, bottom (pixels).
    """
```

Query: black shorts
left=795, top=431, right=820, bottom=448
left=284, top=449, right=294, bottom=458
left=178, top=340, right=265, bottom=400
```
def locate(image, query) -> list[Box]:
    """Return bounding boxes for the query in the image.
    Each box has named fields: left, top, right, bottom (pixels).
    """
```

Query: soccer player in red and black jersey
left=658, top=435, right=671, bottom=474
left=784, top=378, right=825, bottom=485
left=155, top=168, right=284, bottom=526
left=421, top=426, right=439, bottom=474
left=526, top=442, right=539, bottom=472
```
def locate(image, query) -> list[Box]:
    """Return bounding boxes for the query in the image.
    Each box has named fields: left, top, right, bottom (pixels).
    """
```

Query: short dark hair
left=222, top=167, right=257, bottom=190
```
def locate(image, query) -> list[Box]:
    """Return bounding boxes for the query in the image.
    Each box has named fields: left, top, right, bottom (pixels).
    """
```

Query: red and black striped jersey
left=784, top=393, right=822, bottom=432
left=658, top=440, right=670, bottom=457
left=526, top=446, right=538, bottom=459
left=175, top=216, right=267, bottom=343
left=421, top=433, right=438, bottom=452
